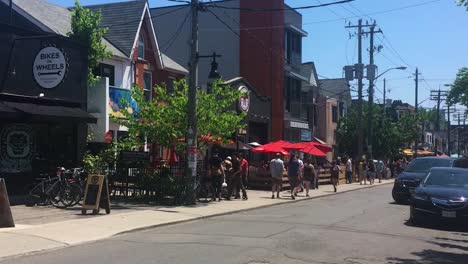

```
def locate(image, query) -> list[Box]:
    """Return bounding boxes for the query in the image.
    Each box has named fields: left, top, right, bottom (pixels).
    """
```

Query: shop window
left=143, top=71, right=152, bottom=101
left=93, top=63, right=115, bottom=86
left=138, top=35, right=145, bottom=59
left=332, top=105, right=338, bottom=123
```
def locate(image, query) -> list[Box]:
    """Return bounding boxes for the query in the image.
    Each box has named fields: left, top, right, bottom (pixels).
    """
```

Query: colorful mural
left=109, top=87, right=139, bottom=118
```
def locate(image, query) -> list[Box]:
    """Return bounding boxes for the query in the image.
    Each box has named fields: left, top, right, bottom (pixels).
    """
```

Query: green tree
left=447, top=68, right=468, bottom=106
left=68, top=0, right=112, bottom=86
left=459, top=0, right=467, bottom=9
left=336, top=105, right=420, bottom=160
left=112, top=80, right=246, bottom=154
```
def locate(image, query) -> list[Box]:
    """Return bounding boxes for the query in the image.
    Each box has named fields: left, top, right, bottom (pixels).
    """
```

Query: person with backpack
left=368, top=160, right=377, bottom=185
left=330, top=160, right=341, bottom=192
left=287, top=155, right=300, bottom=200
left=209, top=152, right=225, bottom=201
left=303, top=158, right=316, bottom=196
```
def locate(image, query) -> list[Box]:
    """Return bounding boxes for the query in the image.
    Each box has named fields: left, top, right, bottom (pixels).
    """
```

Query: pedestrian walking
left=287, top=154, right=300, bottom=200
left=368, top=160, right=376, bottom=185
left=270, top=153, right=284, bottom=199
left=209, top=152, right=225, bottom=201
left=345, top=157, right=353, bottom=184
left=297, top=157, right=304, bottom=193
left=303, top=158, right=316, bottom=196
left=222, top=156, right=232, bottom=192
left=330, top=160, right=341, bottom=192
left=376, top=160, right=384, bottom=183
left=227, top=153, right=247, bottom=200
left=358, top=159, right=367, bottom=185
left=237, top=153, right=249, bottom=198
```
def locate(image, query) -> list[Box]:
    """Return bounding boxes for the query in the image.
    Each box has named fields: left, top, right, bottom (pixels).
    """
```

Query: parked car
left=392, top=157, right=452, bottom=203
left=409, top=167, right=468, bottom=224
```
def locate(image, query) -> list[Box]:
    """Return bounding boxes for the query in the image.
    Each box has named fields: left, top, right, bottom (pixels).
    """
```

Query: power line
left=161, top=9, right=191, bottom=52
left=105, top=5, right=187, bottom=29
left=205, top=0, right=355, bottom=12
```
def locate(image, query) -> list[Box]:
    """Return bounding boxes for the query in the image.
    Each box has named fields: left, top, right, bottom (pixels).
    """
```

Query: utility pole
left=447, top=104, right=452, bottom=156
left=185, top=0, right=200, bottom=205
left=366, top=22, right=382, bottom=159
left=382, top=78, right=386, bottom=119
left=458, top=112, right=461, bottom=157
left=430, top=89, right=447, bottom=155
left=414, top=68, right=419, bottom=158
left=345, top=19, right=364, bottom=160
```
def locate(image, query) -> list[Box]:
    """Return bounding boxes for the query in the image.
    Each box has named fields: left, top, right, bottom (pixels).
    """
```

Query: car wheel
left=409, top=205, right=422, bottom=225
left=392, top=189, right=406, bottom=204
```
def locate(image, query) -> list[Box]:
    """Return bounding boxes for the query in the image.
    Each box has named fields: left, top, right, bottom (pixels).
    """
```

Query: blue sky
left=48, top=0, right=468, bottom=110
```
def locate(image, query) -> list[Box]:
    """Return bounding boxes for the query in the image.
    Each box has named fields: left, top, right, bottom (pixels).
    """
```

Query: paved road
left=2, top=184, right=468, bottom=264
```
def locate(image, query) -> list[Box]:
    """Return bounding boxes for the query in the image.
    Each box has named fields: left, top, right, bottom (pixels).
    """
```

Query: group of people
left=353, top=157, right=408, bottom=185
left=270, top=153, right=323, bottom=200
left=207, top=152, right=249, bottom=201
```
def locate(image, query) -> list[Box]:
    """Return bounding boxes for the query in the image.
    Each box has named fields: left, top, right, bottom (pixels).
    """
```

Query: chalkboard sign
left=81, top=175, right=111, bottom=215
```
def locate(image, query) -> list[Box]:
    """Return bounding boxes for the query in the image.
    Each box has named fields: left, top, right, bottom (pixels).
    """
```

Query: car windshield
left=424, top=170, right=468, bottom=188
left=404, top=159, right=451, bottom=172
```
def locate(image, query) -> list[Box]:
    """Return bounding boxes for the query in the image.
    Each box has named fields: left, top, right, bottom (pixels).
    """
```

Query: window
left=285, top=77, right=301, bottom=113
left=332, top=105, right=338, bottom=123
left=138, top=35, right=145, bottom=59
left=143, top=72, right=152, bottom=101
left=284, top=30, right=301, bottom=64
left=313, top=104, right=318, bottom=126
left=92, top=63, right=115, bottom=86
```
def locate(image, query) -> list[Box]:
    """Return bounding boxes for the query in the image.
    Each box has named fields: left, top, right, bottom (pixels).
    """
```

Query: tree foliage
left=459, top=0, right=468, bottom=9
left=68, top=0, right=112, bottom=86
left=447, top=68, right=468, bottom=106
left=112, top=80, right=246, bottom=154
left=336, top=105, right=420, bottom=159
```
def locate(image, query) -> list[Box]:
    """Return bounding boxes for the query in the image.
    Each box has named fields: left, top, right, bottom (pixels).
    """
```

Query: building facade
left=151, top=0, right=313, bottom=143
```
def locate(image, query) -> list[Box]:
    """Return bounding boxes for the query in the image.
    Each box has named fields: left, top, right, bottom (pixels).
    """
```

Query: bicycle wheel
left=196, top=184, right=214, bottom=203
left=48, top=182, right=66, bottom=208
left=61, top=183, right=82, bottom=207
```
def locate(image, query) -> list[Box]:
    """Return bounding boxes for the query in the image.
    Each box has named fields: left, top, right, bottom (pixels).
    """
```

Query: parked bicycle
left=25, top=167, right=83, bottom=208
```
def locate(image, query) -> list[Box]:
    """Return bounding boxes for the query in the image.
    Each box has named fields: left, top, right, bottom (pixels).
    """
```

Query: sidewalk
left=0, top=180, right=393, bottom=260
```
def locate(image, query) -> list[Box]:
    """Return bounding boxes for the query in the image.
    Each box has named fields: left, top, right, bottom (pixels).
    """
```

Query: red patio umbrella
left=298, top=144, right=327, bottom=157
left=291, top=141, right=333, bottom=153
left=252, top=143, right=289, bottom=156
left=271, top=140, right=304, bottom=150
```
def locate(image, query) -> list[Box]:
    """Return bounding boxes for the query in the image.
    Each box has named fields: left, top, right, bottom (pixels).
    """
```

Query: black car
left=392, top=157, right=452, bottom=203
left=410, top=167, right=468, bottom=224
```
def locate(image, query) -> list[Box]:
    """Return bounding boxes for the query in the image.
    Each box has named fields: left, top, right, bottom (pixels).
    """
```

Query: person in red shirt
left=236, top=153, right=249, bottom=200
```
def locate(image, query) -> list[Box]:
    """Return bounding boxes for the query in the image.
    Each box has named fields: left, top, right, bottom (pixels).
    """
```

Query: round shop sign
left=238, top=86, right=250, bottom=112
left=33, top=47, right=67, bottom=89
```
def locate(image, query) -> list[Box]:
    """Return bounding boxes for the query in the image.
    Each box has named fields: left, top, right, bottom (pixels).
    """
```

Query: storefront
left=0, top=24, right=95, bottom=193
left=224, top=78, right=271, bottom=145
left=284, top=119, right=312, bottom=143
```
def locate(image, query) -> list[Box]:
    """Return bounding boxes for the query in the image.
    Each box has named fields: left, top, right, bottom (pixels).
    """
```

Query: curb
left=115, top=181, right=394, bottom=236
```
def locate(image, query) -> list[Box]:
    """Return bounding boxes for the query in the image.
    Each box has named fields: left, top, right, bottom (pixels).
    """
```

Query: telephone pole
left=447, top=104, right=452, bottom=156
left=414, top=68, right=420, bottom=158
left=365, top=22, right=382, bottom=159
left=185, top=0, right=200, bottom=205
left=345, top=19, right=367, bottom=160
left=430, top=89, right=447, bottom=155
left=382, top=78, right=386, bottom=119
left=458, top=112, right=461, bottom=157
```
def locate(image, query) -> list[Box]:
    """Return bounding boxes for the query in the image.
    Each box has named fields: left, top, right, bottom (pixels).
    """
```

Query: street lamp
left=375, top=66, right=407, bottom=80
left=367, top=66, right=407, bottom=159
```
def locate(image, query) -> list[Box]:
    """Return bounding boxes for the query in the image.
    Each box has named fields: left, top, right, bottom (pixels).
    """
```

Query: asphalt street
left=3, top=184, right=468, bottom=264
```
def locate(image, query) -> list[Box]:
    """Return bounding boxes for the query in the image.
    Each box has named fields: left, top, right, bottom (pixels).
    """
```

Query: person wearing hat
left=223, top=156, right=233, bottom=192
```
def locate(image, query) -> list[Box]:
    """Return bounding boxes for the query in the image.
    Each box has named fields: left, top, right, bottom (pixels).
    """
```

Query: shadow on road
left=387, top=249, right=468, bottom=264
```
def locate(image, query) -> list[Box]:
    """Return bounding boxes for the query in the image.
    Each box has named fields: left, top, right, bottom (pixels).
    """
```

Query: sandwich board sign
left=81, top=175, right=111, bottom=215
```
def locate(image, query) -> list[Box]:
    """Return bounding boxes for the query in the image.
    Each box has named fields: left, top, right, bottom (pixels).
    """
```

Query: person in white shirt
left=270, top=153, right=284, bottom=199
left=346, top=157, right=353, bottom=184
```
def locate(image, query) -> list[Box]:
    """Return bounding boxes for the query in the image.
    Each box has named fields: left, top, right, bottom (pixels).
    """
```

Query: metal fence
left=107, top=161, right=206, bottom=203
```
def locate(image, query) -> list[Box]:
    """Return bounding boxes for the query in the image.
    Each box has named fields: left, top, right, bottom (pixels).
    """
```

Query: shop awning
left=0, top=102, right=23, bottom=119
left=3, top=101, right=97, bottom=123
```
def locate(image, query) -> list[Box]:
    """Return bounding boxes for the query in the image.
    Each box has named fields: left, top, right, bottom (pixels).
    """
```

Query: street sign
left=81, top=175, right=111, bottom=215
